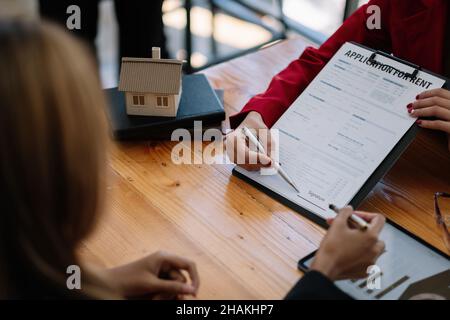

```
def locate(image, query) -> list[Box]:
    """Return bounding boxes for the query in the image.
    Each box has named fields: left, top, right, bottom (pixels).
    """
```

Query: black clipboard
left=232, top=42, right=449, bottom=250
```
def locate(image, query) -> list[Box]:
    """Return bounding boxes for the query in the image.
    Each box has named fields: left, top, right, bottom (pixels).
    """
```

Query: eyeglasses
left=434, top=192, right=450, bottom=252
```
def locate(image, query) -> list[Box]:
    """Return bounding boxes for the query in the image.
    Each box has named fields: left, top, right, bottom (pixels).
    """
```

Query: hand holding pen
left=311, top=206, right=386, bottom=281
left=224, top=111, right=275, bottom=171
left=241, top=127, right=300, bottom=193
left=329, top=204, right=369, bottom=230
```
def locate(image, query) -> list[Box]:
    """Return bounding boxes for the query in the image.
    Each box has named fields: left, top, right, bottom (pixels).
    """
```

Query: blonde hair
left=0, top=19, right=112, bottom=298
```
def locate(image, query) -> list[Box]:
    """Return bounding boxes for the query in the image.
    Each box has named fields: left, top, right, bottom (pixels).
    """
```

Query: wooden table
left=81, top=37, right=450, bottom=300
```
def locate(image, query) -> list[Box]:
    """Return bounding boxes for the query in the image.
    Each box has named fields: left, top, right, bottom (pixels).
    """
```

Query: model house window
left=157, top=96, right=169, bottom=107
left=133, top=95, right=145, bottom=106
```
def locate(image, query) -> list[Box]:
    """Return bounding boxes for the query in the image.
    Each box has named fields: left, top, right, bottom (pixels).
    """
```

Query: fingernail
left=416, top=120, right=422, bottom=125
left=416, top=95, right=420, bottom=100
left=408, top=108, right=413, bottom=114
left=407, top=103, right=413, bottom=109
left=185, top=285, right=196, bottom=294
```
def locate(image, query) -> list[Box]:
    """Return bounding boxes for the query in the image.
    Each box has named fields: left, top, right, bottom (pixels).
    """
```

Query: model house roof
left=118, top=57, right=183, bottom=95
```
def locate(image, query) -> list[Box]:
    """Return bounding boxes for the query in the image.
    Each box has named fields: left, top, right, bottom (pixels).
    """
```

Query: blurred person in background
left=0, top=19, right=196, bottom=299
left=0, top=0, right=38, bottom=19
left=39, top=0, right=168, bottom=63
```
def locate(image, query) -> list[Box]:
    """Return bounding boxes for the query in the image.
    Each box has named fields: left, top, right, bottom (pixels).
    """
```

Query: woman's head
left=0, top=19, right=108, bottom=298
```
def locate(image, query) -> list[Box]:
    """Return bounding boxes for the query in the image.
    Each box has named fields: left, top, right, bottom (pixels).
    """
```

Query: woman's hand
left=409, top=88, right=450, bottom=150
left=225, top=111, right=275, bottom=171
left=310, top=207, right=386, bottom=281
left=104, top=251, right=200, bottom=300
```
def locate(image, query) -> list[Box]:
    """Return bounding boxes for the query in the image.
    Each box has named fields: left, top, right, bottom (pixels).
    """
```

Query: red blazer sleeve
left=229, top=0, right=392, bottom=129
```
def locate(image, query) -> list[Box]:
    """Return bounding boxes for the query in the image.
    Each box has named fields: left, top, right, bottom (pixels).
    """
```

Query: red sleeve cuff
left=228, top=96, right=284, bottom=129
left=229, top=110, right=251, bottom=130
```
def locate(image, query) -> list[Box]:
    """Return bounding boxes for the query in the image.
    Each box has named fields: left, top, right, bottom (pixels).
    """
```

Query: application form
left=235, top=42, right=446, bottom=219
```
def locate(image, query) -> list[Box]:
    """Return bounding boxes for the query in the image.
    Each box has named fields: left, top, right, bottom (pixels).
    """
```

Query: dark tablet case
left=105, top=74, right=225, bottom=140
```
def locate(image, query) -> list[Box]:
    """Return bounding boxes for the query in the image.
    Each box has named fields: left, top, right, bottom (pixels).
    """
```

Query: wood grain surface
left=81, top=37, right=450, bottom=300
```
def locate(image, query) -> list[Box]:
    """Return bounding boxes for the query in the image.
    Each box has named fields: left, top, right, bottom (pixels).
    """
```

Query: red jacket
left=229, top=0, right=448, bottom=129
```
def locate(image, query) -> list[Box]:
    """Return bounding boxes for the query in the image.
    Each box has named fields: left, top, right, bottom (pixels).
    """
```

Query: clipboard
left=232, top=42, right=449, bottom=235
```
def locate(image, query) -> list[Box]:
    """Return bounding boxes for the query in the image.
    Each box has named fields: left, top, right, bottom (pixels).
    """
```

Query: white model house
left=118, top=47, right=183, bottom=117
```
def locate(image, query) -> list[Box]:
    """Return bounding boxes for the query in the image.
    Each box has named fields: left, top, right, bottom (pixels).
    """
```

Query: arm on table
left=229, top=0, right=391, bottom=129
left=285, top=271, right=352, bottom=300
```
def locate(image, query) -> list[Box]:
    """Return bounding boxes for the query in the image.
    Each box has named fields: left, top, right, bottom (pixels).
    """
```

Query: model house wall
left=125, top=92, right=180, bottom=117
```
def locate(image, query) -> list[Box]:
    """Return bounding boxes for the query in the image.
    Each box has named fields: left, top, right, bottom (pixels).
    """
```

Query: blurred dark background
left=0, top=0, right=369, bottom=87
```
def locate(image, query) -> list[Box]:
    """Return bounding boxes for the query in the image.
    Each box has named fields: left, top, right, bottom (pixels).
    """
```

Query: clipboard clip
left=368, top=50, right=421, bottom=79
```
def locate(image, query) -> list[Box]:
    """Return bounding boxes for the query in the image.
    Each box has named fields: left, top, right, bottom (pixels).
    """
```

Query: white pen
left=329, top=204, right=368, bottom=231
left=242, top=127, right=300, bottom=193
